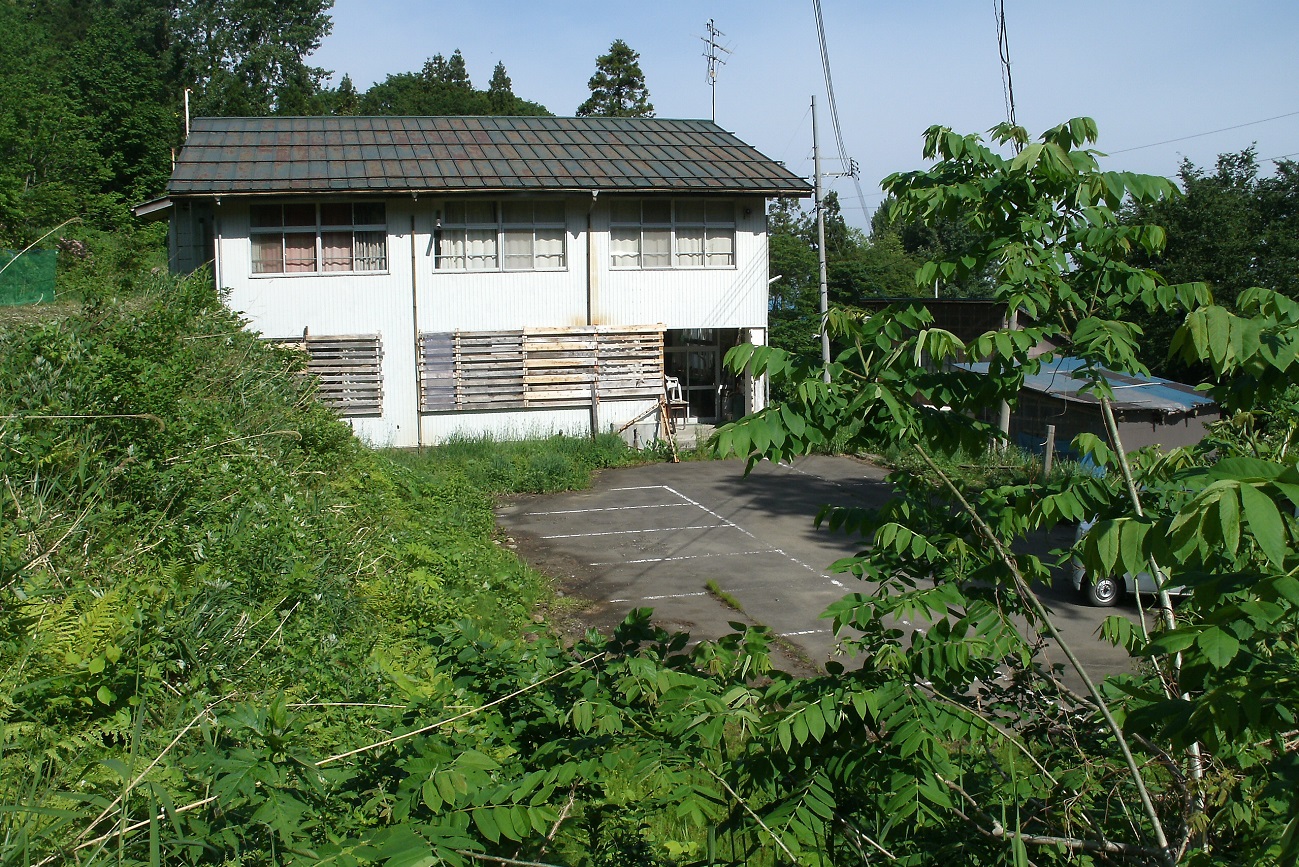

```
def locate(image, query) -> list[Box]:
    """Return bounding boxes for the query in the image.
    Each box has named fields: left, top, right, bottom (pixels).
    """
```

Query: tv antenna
left=701, top=19, right=731, bottom=122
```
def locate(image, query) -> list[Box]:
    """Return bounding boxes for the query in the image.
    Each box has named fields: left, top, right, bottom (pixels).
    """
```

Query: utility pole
left=701, top=20, right=730, bottom=122
left=812, top=96, right=830, bottom=382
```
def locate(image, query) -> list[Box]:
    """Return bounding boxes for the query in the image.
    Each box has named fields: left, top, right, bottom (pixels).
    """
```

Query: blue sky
left=312, top=1, right=1299, bottom=228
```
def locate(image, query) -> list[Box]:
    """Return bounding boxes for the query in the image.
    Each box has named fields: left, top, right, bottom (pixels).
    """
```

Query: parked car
left=1072, top=519, right=1183, bottom=607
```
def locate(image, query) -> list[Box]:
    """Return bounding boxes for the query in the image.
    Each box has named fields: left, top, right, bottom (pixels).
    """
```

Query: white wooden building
left=138, top=116, right=811, bottom=447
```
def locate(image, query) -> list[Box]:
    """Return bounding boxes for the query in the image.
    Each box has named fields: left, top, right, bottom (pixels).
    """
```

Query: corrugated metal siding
left=220, top=198, right=422, bottom=447
left=416, top=197, right=588, bottom=331
left=212, top=194, right=771, bottom=447
left=595, top=197, right=768, bottom=328
left=420, top=408, right=594, bottom=444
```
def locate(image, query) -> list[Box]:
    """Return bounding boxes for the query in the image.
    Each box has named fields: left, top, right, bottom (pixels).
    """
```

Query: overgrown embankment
left=0, top=276, right=712, bottom=865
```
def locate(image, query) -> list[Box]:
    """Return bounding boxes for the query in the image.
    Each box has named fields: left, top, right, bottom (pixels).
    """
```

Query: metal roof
left=963, top=356, right=1216, bottom=417
left=168, top=116, right=813, bottom=197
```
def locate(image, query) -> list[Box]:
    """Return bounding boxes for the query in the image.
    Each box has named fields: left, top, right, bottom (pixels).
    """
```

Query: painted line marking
left=541, top=524, right=730, bottom=539
left=564, top=482, right=844, bottom=592
left=524, top=503, right=690, bottom=516
left=780, top=628, right=832, bottom=637
left=591, top=550, right=772, bottom=566
left=608, top=591, right=710, bottom=603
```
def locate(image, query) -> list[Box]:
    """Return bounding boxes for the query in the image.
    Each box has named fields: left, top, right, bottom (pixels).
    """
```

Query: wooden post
left=1043, top=424, right=1056, bottom=478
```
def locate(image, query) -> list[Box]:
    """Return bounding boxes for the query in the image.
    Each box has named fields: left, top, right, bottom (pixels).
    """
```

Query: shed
left=962, top=356, right=1219, bottom=454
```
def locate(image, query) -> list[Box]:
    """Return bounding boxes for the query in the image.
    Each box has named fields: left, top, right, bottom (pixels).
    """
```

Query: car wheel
left=1083, top=575, right=1122, bottom=607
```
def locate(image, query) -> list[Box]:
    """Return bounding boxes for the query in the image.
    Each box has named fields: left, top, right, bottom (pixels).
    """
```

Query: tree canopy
left=359, top=51, right=549, bottom=117
left=765, top=192, right=930, bottom=383
left=720, top=117, right=1299, bottom=864
left=1125, top=147, right=1299, bottom=378
left=575, top=38, right=654, bottom=118
left=0, top=10, right=550, bottom=246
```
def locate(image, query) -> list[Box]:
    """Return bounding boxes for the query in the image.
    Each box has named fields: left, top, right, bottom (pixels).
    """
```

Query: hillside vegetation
left=0, top=276, right=705, bottom=864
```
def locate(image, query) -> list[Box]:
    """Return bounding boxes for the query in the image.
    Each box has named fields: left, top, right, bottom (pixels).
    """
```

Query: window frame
left=608, top=199, right=737, bottom=271
left=248, top=201, right=389, bottom=277
left=433, top=200, right=569, bottom=273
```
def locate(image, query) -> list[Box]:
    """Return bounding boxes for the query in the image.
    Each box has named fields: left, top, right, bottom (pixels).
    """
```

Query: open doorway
left=664, top=328, right=744, bottom=423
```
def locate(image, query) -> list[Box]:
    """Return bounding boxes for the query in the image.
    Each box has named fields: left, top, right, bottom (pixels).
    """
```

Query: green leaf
left=422, top=780, right=442, bottom=812
left=1216, top=487, right=1241, bottom=556
left=780, top=403, right=806, bottom=437
left=1092, top=521, right=1119, bottom=576
left=374, top=826, right=436, bottom=867
left=806, top=704, right=826, bottom=742
left=1196, top=626, right=1240, bottom=669
left=472, top=807, right=500, bottom=842
left=1239, top=483, right=1287, bottom=566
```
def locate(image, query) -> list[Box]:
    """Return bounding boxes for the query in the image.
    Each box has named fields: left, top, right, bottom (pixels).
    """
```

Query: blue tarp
left=960, top=356, right=1214, bottom=416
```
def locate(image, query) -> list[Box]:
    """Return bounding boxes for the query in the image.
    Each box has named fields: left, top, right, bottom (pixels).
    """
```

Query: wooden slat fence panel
left=419, top=325, right=664, bottom=412
left=269, top=334, right=384, bottom=417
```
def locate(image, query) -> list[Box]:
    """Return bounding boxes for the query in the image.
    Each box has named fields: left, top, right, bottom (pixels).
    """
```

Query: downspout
left=586, top=191, right=598, bottom=326
left=212, top=196, right=222, bottom=292
left=410, top=211, right=424, bottom=450
left=587, top=191, right=599, bottom=438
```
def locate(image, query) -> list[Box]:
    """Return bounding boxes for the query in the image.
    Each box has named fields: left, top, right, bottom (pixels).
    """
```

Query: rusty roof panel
left=168, top=116, right=812, bottom=196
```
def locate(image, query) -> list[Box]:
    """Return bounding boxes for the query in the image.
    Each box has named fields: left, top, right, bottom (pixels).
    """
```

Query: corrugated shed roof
left=963, top=356, right=1216, bottom=417
left=169, top=116, right=813, bottom=197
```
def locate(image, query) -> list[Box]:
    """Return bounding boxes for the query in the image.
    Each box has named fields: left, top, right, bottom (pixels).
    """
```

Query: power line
left=993, top=0, right=1018, bottom=137
left=1110, top=109, right=1299, bottom=154
left=811, top=0, right=869, bottom=220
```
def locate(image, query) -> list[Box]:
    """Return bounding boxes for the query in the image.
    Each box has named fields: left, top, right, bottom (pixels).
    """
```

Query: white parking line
left=779, top=628, right=832, bottom=637
left=591, top=550, right=771, bottom=566
left=608, top=591, right=710, bottom=603
left=541, top=524, right=729, bottom=539
left=600, top=483, right=842, bottom=589
left=524, top=503, right=691, bottom=516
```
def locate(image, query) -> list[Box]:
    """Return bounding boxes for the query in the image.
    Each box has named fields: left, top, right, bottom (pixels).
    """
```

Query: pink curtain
left=284, top=233, right=316, bottom=273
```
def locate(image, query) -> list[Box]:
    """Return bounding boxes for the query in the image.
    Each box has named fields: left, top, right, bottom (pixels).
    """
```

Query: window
left=435, top=201, right=567, bottom=271
left=609, top=199, right=736, bottom=269
left=250, top=202, right=387, bottom=275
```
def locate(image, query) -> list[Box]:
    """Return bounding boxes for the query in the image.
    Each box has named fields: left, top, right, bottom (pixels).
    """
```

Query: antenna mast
left=701, top=19, right=731, bottom=122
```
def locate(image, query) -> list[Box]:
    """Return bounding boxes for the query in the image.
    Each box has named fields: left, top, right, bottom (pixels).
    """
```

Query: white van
left=1072, top=519, right=1183, bottom=607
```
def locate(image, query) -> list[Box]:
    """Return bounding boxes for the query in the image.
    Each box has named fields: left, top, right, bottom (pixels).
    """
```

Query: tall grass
left=0, top=273, right=658, bottom=863
left=387, top=431, right=642, bottom=495
left=872, top=440, right=1086, bottom=491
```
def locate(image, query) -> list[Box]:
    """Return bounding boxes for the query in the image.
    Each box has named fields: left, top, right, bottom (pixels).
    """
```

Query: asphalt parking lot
left=497, top=455, right=1137, bottom=681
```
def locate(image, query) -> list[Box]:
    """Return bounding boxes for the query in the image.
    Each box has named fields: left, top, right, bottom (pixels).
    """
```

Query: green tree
left=362, top=51, right=549, bottom=117
left=767, top=198, right=822, bottom=377
left=487, top=61, right=514, bottom=114
left=873, top=195, right=997, bottom=297
left=443, top=48, right=472, bottom=90
left=765, top=194, right=925, bottom=382
left=174, top=0, right=335, bottom=116
left=1126, top=148, right=1299, bottom=378
left=575, top=39, right=654, bottom=118
left=718, top=117, right=1299, bottom=863
left=329, top=72, right=361, bottom=115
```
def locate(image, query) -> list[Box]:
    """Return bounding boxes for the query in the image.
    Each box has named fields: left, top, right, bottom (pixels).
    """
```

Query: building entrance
left=664, top=328, right=743, bottom=423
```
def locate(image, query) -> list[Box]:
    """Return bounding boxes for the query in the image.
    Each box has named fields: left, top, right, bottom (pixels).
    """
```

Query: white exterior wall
left=209, top=194, right=770, bottom=448
left=216, top=197, right=421, bottom=447
left=593, top=197, right=769, bottom=329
